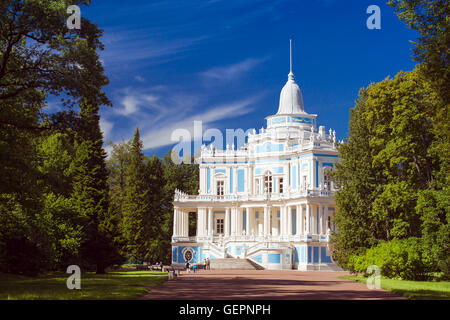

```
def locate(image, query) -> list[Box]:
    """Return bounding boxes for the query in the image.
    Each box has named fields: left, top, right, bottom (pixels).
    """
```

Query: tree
left=72, top=100, right=122, bottom=273
left=389, top=0, right=450, bottom=104
left=331, top=69, right=442, bottom=272
left=331, top=89, right=383, bottom=268
left=0, top=0, right=109, bottom=109
left=106, top=139, right=132, bottom=252
left=0, top=1, right=116, bottom=274
left=121, top=128, right=155, bottom=262
left=390, top=0, right=450, bottom=278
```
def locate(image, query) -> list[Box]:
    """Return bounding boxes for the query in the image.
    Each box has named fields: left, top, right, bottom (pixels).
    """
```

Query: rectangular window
left=216, top=181, right=224, bottom=196
left=216, top=218, right=224, bottom=234
left=264, top=175, right=272, bottom=193
left=279, top=178, right=284, bottom=193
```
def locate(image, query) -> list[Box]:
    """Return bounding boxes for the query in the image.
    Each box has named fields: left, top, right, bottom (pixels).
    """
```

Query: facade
left=172, top=51, right=341, bottom=271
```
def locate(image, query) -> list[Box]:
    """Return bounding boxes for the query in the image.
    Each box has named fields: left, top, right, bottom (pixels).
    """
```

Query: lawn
left=0, top=271, right=168, bottom=300
left=341, top=275, right=450, bottom=300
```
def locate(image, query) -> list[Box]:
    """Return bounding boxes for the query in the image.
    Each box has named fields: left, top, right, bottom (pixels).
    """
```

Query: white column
left=173, top=208, right=178, bottom=236
left=318, top=204, right=323, bottom=234
left=296, top=205, right=301, bottom=236
left=287, top=206, right=292, bottom=236
left=236, top=208, right=243, bottom=236
left=181, top=210, right=187, bottom=237
left=245, top=208, right=250, bottom=235
left=248, top=166, right=253, bottom=194
left=306, top=204, right=311, bottom=234
left=299, top=205, right=304, bottom=235
left=179, top=210, right=184, bottom=236
left=231, top=207, right=236, bottom=236
left=263, top=207, right=269, bottom=236
left=200, top=167, right=206, bottom=193
left=208, top=208, right=213, bottom=236
left=280, top=206, right=286, bottom=236
left=225, top=208, right=230, bottom=237
left=203, top=208, right=208, bottom=236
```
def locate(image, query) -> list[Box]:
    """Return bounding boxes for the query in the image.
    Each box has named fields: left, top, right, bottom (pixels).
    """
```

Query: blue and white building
left=172, top=46, right=341, bottom=271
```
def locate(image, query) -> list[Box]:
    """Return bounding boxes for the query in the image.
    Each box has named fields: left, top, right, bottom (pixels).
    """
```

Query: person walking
left=206, top=257, right=210, bottom=270
left=203, top=259, right=207, bottom=270
left=185, top=261, right=190, bottom=273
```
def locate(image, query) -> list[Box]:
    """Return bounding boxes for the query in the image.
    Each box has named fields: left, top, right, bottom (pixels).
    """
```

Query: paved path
left=141, top=270, right=406, bottom=300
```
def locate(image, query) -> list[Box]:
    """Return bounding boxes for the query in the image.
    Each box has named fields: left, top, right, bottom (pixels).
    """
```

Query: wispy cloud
left=100, top=28, right=207, bottom=70
left=200, top=57, right=267, bottom=82
left=104, top=85, right=259, bottom=151
left=141, top=97, right=258, bottom=149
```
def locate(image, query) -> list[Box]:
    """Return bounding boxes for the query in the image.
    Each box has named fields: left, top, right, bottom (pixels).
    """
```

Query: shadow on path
left=140, top=270, right=406, bottom=300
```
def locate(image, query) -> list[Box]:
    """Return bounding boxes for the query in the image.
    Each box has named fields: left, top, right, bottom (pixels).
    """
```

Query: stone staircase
left=210, top=258, right=264, bottom=270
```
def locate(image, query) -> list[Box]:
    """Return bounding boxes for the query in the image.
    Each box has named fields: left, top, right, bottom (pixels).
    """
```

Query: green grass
left=0, top=271, right=168, bottom=300
left=341, top=275, right=450, bottom=300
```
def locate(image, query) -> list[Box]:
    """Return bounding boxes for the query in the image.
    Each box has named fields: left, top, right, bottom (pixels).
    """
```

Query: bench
left=136, top=264, right=148, bottom=271
left=151, top=265, right=163, bottom=271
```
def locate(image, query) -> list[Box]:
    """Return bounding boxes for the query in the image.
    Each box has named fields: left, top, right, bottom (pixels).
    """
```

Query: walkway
left=140, top=270, right=406, bottom=300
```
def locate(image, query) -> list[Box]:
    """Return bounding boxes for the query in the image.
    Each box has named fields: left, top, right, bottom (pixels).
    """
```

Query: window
left=279, top=178, right=284, bottom=193
left=216, top=181, right=224, bottom=196
left=216, top=218, right=224, bottom=234
left=327, top=216, right=331, bottom=230
left=303, top=176, right=307, bottom=189
left=264, top=174, right=272, bottom=193
left=324, top=170, right=331, bottom=190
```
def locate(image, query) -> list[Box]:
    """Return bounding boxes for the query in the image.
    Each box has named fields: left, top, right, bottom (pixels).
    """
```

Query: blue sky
left=81, top=0, right=419, bottom=158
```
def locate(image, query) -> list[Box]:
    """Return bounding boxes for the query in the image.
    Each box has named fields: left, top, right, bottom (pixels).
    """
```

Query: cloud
left=141, top=97, right=258, bottom=149
left=200, top=57, right=267, bottom=82
left=104, top=85, right=259, bottom=150
left=100, top=119, right=114, bottom=139
left=100, top=28, right=207, bottom=70
left=134, top=75, right=146, bottom=82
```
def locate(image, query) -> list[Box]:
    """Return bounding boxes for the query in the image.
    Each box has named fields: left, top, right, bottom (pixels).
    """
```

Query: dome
left=277, top=72, right=305, bottom=114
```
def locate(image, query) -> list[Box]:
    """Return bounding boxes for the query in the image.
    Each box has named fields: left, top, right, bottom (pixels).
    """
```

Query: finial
left=289, top=39, right=294, bottom=80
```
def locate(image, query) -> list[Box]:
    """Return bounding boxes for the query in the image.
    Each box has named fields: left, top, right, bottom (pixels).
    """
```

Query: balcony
left=174, top=188, right=334, bottom=203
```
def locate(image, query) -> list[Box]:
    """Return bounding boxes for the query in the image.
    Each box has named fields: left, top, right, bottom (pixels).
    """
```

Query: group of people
left=185, top=258, right=210, bottom=273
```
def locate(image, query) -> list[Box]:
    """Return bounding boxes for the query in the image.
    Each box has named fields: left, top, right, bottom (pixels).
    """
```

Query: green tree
left=0, top=0, right=115, bottom=274
left=72, top=100, right=122, bottom=273
left=121, top=128, right=155, bottom=262
left=331, top=69, right=442, bottom=272
left=106, top=139, right=132, bottom=252
left=331, top=89, right=383, bottom=268
left=390, top=0, right=450, bottom=278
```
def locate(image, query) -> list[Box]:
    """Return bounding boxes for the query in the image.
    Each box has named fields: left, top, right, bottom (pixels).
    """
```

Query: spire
left=276, top=38, right=305, bottom=114
left=289, top=39, right=294, bottom=80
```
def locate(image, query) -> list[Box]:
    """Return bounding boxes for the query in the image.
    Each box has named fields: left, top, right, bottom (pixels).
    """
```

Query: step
left=210, top=258, right=260, bottom=270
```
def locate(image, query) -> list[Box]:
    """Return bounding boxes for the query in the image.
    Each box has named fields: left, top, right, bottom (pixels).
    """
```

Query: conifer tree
left=121, top=128, right=153, bottom=261
left=72, top=99, right=122, bottom=273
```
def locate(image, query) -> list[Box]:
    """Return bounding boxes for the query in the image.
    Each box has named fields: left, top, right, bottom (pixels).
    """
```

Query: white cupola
left=277, top=71, right=305, bottom=114
left=277, top=39, right=305, bottom=114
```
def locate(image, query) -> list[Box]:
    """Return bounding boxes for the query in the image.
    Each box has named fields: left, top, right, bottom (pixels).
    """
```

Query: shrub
left=351, top=238, right=432, bottom=280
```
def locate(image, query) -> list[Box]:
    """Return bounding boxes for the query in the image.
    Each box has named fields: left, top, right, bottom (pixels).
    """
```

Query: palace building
left=171, top=43, right=341, bottom=271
